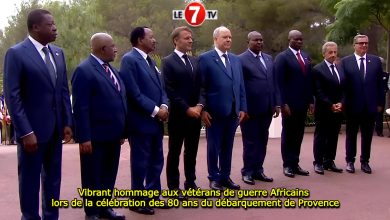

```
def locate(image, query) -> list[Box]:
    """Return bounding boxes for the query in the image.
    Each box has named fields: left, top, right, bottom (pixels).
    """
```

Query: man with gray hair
left=312, top=41, right=344, bottom=175
left=199, top=26, right=247, bottom=190
left=341, top=34, right=384, bottom=174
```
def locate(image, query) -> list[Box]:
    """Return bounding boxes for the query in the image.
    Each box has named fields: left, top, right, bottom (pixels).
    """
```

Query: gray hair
left=213, top=26, right=229, bottom=38
left=322, top=41, right=337, bottom=54
left=353, top=34, right=368, bottom=44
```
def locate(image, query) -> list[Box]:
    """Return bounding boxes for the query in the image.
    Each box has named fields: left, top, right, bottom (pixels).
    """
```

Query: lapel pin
left=55, top=52, right=59, bottom=56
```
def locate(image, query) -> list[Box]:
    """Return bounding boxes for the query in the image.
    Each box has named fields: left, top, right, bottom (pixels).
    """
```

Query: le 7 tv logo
left=173, top=1, right=218, bottom=27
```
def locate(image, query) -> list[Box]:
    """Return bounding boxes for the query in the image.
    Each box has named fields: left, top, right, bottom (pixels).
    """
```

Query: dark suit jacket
left=161, top=52, right=200, bottom=118
left=341, top=54, right=384, bottom=114
left=71, top=55, right=127, bottom=143
left=199, top=49, right=247, bottom=118
left=275, top=48, right=314, bottom=112
left=119, top=49, right=169, bottom=135
left=3, top=38, right=72, bottom=143
left=239, top=50, right=280, bottom=115
left=313, top=61, right=345, bottom=119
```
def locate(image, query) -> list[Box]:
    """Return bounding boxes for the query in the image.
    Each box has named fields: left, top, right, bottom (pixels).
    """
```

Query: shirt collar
left=134, top=47, right=148, bottom=60
left=91, top=53, right=105, bottom=65
left=214, top=47, right=227, bottom=57
left=28, top=35, right=47, bottom=52
left=289, top=46, right=300, bottom=55
left=324, top=59, right=334, bottom=67
left=248, top=49, right=263, bottom=58
left=354, top=53, right=366, bottom=60
left=174, top=49, right=186, bottom=58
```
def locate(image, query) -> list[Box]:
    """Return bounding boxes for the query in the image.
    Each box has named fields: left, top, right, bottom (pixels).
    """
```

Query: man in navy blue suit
left=3, top=9, right=73, bottom=220
left=72, top=33, right=126, bottom=220
left=162, top=26, right=202, bottom=194
left=199, top=26, right=247, bottom=190
left=275, top=30, right=314, bottom=178
left=238, top=31, right=280, bottom=185
left=312, top=42, right=344, bottom=175
left=120, top=27, right=169, bottom=215
left=342, top=34, right=384, bottom=174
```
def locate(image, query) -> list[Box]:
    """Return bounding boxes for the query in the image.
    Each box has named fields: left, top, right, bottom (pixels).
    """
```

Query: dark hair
left=27, top=9, right=51, bottom=32
left=170, top=26, right=192, bottom=46
left=130, top=26, right=148, bottom=47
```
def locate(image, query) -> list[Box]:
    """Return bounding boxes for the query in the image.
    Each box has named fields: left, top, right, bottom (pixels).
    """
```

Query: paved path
left=1, top=132, right=389, bottom=220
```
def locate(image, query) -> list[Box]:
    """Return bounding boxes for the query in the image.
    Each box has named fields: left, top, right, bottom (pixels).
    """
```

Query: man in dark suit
left=342, top=34, right=384, bottom=174
left=275, top=30, right=314, bottom=178
left=374, top=57, right=389, bottom=137
left=238, top=31, right=280, bottom=185
left=199, top=26, right=247, bottom=190
left=162, top=26, right=202, bottom=193
left=3, top=9, right=73, bottom=220
left=312, top=41, right=344, bottom=175
left=72, top=33, right=126, bottom=220
left=119, top=27, right=169, bottom=215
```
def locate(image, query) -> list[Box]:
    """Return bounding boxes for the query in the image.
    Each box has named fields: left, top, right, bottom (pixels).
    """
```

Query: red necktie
left=296, top=52, right=306, bottom=74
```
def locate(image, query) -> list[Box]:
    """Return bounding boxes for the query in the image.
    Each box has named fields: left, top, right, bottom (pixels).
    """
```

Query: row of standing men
left=3, top=9, right=386, bottom=220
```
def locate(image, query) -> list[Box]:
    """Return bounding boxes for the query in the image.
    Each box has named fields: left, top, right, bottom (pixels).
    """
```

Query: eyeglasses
left=355, top=42, right=369, bottom=45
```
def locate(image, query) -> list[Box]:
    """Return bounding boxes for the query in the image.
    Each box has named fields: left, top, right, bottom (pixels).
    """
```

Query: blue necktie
left=359, top=57, right=365, bottom=80
left=222, top=54, right=232, bottom=78
left=42, top=47, right=57, bottom=86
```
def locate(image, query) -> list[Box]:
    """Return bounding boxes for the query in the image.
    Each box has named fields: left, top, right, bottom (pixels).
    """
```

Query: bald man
left=199, top=26, right=247, bottom=190
left=72, top=33, right=127, bottom=220
left=275, top=30, right=314, bottom=178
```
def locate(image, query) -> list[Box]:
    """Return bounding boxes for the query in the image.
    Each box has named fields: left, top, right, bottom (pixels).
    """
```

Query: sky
left=0, top=0, right=23, bottom=30
left=0, top=0, right=22, bottom=30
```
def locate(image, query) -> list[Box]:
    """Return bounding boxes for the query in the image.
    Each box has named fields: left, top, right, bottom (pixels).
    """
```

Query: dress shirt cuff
left=151, top=106, right=159, bottom=118
left=160, top=104, right=168, bottom=110
left=21, top=131, right=34, bottom=138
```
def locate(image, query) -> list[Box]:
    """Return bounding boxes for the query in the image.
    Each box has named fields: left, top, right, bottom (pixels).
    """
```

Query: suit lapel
left=212, top=50, right=231, bottom=79
left=172, top=52, right=189, bottom=72
left=132, top=50, right=162, bottom=88
left=48, top=45, right=62, bottom=88
left=23, top=39, right=54, bottom=88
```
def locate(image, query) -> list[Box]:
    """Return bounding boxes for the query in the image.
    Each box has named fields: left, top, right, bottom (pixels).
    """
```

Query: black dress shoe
left=99, top=208, right=125, bottom=220
left=283, top=167, right=295, bottom=178
left=85, top=215, right=99, bottom=220
left=377, top=132, right=384, bottom=137
left=361, top=162, right=372, bottom=174
left=209, top=180, right=223, bottom=190
left=184, top=181, right=199, bottom=190
left=253, top=172, right=273, bottom=182
left=294, top=165, right=309, bottom=176
left=346, top=162, right=355, bottom=173
left=242, top=175, right=255, bottom=185
left=323, top=161, right=343, bottom=173
left=220, top=178, right=240, bottom=190
left=129, top=206, right=154, bottom=215
left=314, top=164, right=324, bottom=175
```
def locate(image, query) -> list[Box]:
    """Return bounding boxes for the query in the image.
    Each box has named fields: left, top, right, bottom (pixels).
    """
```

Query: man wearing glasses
left=341, top=34, right=384, bottom=174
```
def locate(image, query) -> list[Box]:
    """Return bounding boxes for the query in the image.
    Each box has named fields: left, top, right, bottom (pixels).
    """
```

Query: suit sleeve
left=161, top=58, right=189, bottom=113
left=313, top=67, right=333, bottom=109
left=3, top=48, right=33, bottom=137
left=274, top=53, right=287, bottom=106
left=60, top=50, right=73, bottom=128
left=71, top=66, right=91, bottom=143
left=198, top=55, right=208, bottom=109
left=237, top=60, right=247, bottom=112
left=119, top=56, right=159, bottom=115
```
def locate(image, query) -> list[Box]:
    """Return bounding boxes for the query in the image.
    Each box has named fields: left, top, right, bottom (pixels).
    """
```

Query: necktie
left=256, top=55, right=267, bottom=73
left=296, top=52, right=306, bottom=74
left=146, top=55, right=160, bottom=83
left=42, top=47, right=57, bottom=86
left=359, top=57, right=365, bottom=80
left=222, top=54, right=232, bottom=78
left=330, top=64, right=339, bottom=84
left=102, top=63, right=120, bottom=91
left=182, top=54, right=193, bottom=72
